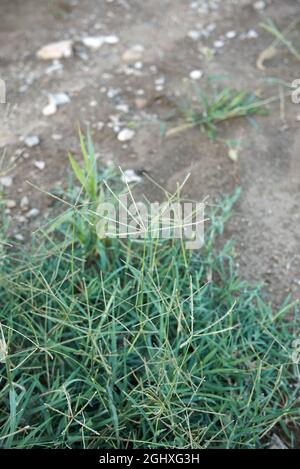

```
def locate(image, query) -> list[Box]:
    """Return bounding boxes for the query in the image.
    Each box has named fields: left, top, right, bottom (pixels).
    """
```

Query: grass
left=0, top=135, right=299, bottom=449
left=166, top=81, right=270, bottom=141
left=258, top=18, right=300, bottom=70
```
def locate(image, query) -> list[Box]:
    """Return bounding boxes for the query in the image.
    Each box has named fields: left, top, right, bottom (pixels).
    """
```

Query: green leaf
left=68, top=153, right=86, bottom=187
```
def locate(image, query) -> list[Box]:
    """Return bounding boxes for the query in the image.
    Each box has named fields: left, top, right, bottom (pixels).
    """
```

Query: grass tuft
left=0, top=139, right=299, bottom=449
left=166, top=82, right=269, bottom=141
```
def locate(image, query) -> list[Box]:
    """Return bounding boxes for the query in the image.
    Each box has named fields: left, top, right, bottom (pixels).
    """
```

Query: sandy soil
left=0, top=0, right=299, bottom=306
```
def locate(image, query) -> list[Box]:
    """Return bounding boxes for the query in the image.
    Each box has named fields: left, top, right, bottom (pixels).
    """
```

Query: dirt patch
left=0, top=0, right=299, bottom=306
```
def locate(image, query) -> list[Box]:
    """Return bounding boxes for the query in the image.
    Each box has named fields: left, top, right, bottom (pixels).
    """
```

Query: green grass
left=166, top=82, right=270, bottom=141
left=260, top=18, right=300, bottom=63
left=0, top=137, right=299, bottom=449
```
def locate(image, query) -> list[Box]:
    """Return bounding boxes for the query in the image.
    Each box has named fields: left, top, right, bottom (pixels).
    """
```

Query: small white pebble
left=34, top=161, right=46, bottom=171
left=82, top=36, right=104, bottom=49
left=121, top=169, right=142, bottom=184
left=187, top=30, right=200, bottom=41
left=116, top=103, right=129, bottom=113
left=155, top=77, right=165, bottom=86
left=20, top=196, right=30, bottom=211
left=214, top=40, right=225, bottom=48
left=104, top=34, right=119, bottom=45
left=134, top=61, right=143, bottom=70
left=226, top=30, right=237, bottom=39
left=246, top=29, right=259, bottom=39
left=254, top=1, right=266, bottom=10
left=24, top=135, right=40, bottom=148
left=26, top=208, right=40, bottom=219
left=51, top=133, right=63, bottom=141
left=14, top=233, right=25, bottom=242
left=0, top=176, right=13, bottom=188
left=190, top=70, right=203, bottom=80
left=117, top=128, right=135, bottom=142
left=107, top=88, right=120, bottom=99
left=51, top=93, right=70, bottom=106
left=43, top=102, right=57, bottom=116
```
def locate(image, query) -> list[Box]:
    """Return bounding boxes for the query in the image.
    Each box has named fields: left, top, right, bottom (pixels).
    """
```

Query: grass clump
left=166, top=81, right=269, bottom=141
left=0, top=138, right=299, bottom=449
left=258, top=18, right=300, bottom=69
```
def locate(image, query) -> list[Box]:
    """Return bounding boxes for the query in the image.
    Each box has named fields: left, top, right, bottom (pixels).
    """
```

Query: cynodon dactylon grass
left=0, top=134, right=299, bottom=449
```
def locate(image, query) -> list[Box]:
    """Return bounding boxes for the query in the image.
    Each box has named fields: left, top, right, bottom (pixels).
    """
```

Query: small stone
left=24, top=135, right=40, bottom=148
left=135, top=98, right=148, bottom=110
left=43, top=101, right=57, bottom=116
left=37, top=40, right=73, bottom=60
left=155, top=76, right=165, bottom=92
left=214, top=40, right=225, bottom=48
left=14, top=233, right=25, bottom=242
left=187, top=30, right=200, bottom=41
left=155, top=77, right=165, bottom=86
left=104, top=35, right=119, bottom=45
left=20, top=196, right=30, bottom=211
left=0, top=176, right=13, bottom=188
left=51, top=133, right=63, bottom=140
left=42, top=93, right=70, bottom=116
left=134, top=61, right=143, bottom=70
left=116, top=103, right=129, bottom=113
left=51, top=93, right=71, bottom=106
left=26, top=208, right=40, bottom=219
left=117, top=128, right=135, bottom=142
left=243, top=29, right=259, bottom=39
left=122, top=45, right=144, bottom=64
left=254, top=1, right=266, bottom=10
left=82, top=36, right=105, bottom=49
left=82, top=34, right=119, bottom=49
left=121, top=169, right=142, bottom=184
left=34, top=161, right=46, bottom=170
left=107, top=88, right=120, bottom=99
left=5, top=200, right=16, bottom=209
left=226, top=30, right=237, bottom=39
left=189, top=70, right=203, bottom=80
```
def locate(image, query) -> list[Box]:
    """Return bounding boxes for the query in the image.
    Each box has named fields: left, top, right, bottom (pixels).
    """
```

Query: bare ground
left=0, top=0, right=300, bottom=306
